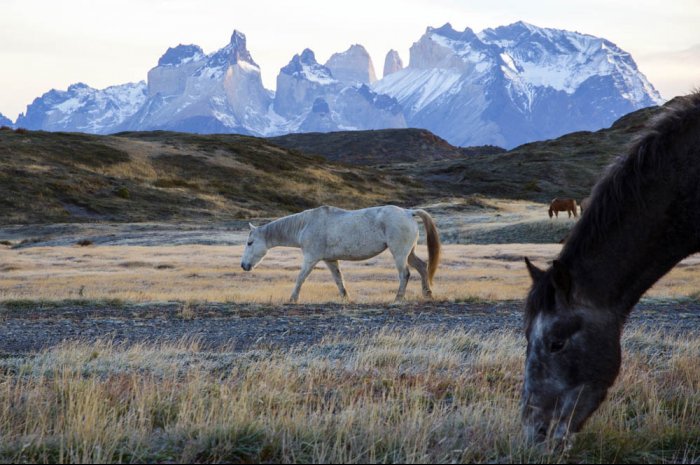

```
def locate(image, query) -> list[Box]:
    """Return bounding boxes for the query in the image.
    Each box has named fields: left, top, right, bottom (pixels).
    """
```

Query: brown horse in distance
left=548, top=198, right=578, bottom=218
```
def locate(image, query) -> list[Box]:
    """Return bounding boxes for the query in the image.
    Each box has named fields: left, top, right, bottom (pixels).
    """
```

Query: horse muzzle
left=241, top=263, right=252, bottom=271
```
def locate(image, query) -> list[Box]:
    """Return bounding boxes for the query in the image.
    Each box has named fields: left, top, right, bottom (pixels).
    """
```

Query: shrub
left=115, top=187, right=130, bottom=199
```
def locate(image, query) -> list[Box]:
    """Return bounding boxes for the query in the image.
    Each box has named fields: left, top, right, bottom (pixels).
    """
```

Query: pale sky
left=1, top=0, right=699, bottom=120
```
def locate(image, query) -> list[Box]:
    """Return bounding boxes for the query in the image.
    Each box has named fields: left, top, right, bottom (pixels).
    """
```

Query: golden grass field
left=1, top=242, right=700, bottom=303
left=0, top=327, right=697, bottom=463
left=1, top=198, right=699, bottom=463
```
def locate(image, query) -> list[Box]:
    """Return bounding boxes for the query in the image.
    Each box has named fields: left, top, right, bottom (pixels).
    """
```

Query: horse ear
left=524, top=257, right=545, bottom=282
left=551, top=259, right=572, bottom=299
left=249, top=223, right=257, bottom=231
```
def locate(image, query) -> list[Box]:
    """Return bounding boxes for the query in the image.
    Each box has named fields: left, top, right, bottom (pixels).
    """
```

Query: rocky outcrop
left=325, top=44, right=377, bottom=85
left=383, top=50, right=404, bottom=77
left=274, top=49, right=405, bottom=133
left=274, top=49, right=337, bottom=118
left=123, top=30, right=272, bottom=134
left=147, top=44, right=204, bottom=97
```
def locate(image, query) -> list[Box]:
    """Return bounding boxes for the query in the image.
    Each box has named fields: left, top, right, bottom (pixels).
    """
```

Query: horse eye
left=549, top=339, right=567, bottom=353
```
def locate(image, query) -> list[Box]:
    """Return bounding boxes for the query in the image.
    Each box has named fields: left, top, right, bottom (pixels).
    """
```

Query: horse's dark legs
left=408, top=249, right=432, bottom=299
left=325, top=260, right=349, bottom=300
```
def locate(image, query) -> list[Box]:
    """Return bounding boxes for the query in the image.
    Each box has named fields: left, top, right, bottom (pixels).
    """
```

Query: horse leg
left=408, top=248, right=432, bottom=299
left=324, top=260, right=349, bottom=301
left=290, top=257, right=319, bottom=303
left=390, top=245, right=412, bottom=302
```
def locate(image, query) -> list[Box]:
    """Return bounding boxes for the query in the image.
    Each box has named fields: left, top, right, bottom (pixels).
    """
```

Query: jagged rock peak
left=280, top=48, right=335, bottom=84
left=383, top=49, right=404, bottom=77
left=427, top=23, right=480, bottom=42
left=157, top=44, right=204, bottom=67
left=208, top=29, right=258, bottom=68
left=284, top=48, right=320, bottom=69
left=325, top=44, right=377, bottom=84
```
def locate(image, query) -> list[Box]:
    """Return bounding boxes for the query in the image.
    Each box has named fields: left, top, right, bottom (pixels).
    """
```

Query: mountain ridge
left=9, top=22, right=662, bottom=148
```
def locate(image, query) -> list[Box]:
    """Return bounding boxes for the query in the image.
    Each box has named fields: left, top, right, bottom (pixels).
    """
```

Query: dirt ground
left=2, top=299, right=699, bottom=356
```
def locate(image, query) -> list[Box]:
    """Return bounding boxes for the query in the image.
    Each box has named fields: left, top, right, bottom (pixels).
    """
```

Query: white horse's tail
left=412, top=209, right=441, bottom=285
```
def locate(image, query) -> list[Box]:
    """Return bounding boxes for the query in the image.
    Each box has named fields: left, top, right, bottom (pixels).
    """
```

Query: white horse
left=241, top=205, right=441, bottom=302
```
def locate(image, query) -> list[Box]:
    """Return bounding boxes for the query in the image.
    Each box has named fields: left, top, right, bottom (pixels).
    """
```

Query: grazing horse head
left=240, top=223, right=270, bottom=271
left=521, top=258, right=622, bottom=443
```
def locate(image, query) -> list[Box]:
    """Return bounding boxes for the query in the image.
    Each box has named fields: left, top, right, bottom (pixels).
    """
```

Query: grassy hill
left=0, top=99, right=671, bottom=225
left=0, top=129, right=422, bottom=224
left=268, top=128, right=505, bottom=165
left=389, top=104, right=662, bottom=202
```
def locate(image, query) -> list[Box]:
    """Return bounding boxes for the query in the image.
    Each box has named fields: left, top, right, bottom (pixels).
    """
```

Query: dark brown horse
left=522, top=92, right=700, bottom=443
left=548, top=198, right=577, bottom=218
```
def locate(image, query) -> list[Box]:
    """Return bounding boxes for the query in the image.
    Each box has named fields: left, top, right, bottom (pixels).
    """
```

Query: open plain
left=0, top=199, right=699, bottom=463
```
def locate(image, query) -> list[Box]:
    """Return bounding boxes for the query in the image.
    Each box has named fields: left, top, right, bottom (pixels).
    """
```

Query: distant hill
left=268, top=128, right=505, bottom=165
left=389, top=103, right=662, bottom=202
left=0, top=128, right=421, bottom=224
left=0, top=98, right=674, bottom=225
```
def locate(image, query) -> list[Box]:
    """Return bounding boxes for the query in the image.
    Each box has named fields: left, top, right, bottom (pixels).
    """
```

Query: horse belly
left=325, top=237, right=387, bottom=261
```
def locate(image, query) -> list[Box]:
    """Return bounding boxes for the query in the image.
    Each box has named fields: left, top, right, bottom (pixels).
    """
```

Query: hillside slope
left=0, top=99, right=672, bottom=225
left=0, top=128, right=419, bottom=224
left=389, top=104, right=662, bottom=202
left=268, top=128, right=505, bottom=165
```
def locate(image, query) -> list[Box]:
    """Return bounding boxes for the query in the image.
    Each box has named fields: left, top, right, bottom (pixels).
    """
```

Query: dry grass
left=0, top=327, right=697, bottom=463
left=1, top=243, right=700, bottom=303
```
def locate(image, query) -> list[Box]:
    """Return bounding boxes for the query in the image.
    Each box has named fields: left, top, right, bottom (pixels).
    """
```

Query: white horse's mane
left=261, top=210, right=308, bottom=244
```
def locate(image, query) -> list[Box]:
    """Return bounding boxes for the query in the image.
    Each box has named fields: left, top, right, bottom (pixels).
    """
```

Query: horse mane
left=561, top=91, right=700, bottom=261
left=262, top=211, right=308, bottom=243
left=526, top=91, right=700, bottom=329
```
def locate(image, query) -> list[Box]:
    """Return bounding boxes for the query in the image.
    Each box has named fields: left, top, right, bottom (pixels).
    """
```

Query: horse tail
left=412, top=209, right=441, bottom=285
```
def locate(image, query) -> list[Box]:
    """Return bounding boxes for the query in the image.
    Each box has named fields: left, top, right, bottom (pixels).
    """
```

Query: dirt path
left=1, top=300, right=699, bottom=356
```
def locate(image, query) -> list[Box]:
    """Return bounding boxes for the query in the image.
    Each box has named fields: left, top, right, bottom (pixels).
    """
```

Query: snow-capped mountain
left=13, top=23, right=662, bottom=147
left=0, top=113, right=12, bottom=127
left=275, top=48, right=405, bottom=132
left=16, top=82, right=147, bottom=133
left=373, top=22, right=662, bottom=147
left=122, top=31, right=274, bottom=135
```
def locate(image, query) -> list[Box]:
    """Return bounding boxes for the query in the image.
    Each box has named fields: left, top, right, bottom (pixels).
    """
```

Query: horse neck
left=261, top=213, right=305, bottom=248
left=561, top=161, right=699, bottom=316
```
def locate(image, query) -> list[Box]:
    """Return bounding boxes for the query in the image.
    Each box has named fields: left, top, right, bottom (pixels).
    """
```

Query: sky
left=1, top=0, right=699, bottom=121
